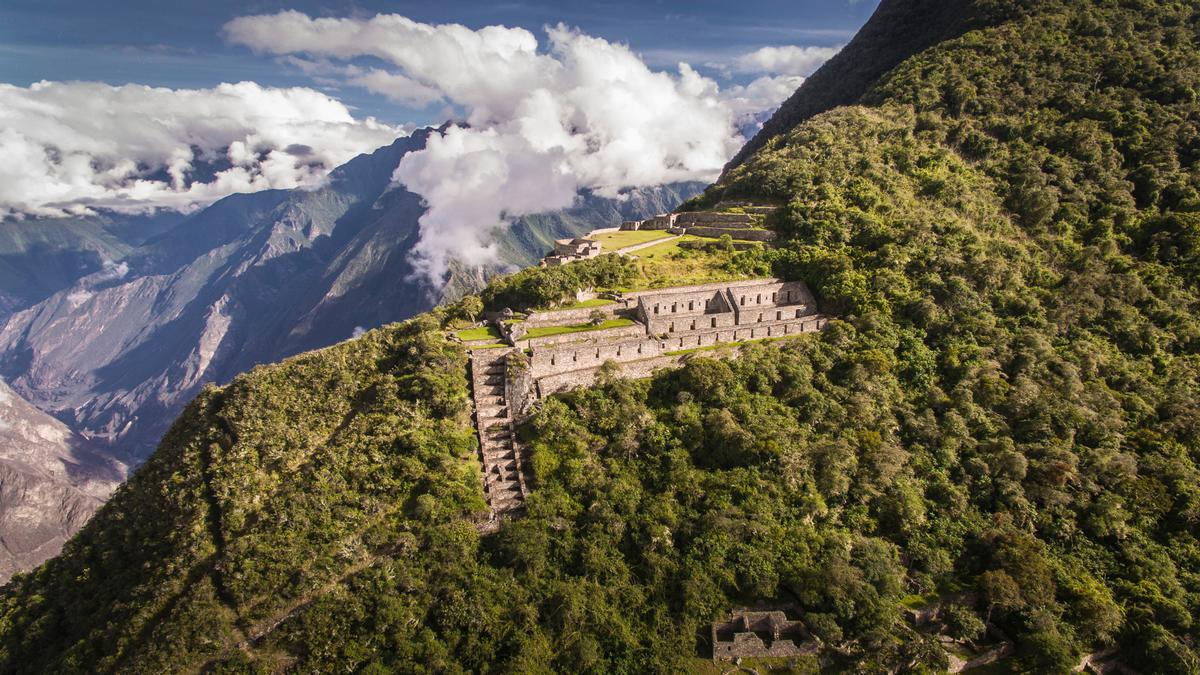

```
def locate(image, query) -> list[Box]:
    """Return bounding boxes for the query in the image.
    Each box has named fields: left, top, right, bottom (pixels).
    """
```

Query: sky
left=1, top=1, right=877, bottom=124
left=0, top=0, right=879, bottom=283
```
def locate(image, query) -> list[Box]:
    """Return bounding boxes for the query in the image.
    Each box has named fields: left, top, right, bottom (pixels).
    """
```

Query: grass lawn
left=455, top=326, right=502, bottom=341
left=547, top=298, right=615, bottom=311
left=617, top=236, right=757, bottom=292
left=523, top=318, right=634, bottom=339
left=591, top=229, right=672, bottom=251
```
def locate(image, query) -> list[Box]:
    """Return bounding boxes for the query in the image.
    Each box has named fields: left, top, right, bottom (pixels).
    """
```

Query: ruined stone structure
left=464, top=277, right=828, bottom=528
left=514, top=278, right=826, bottom=397
left=542, top=237, right=602, bottom=267
left=711, top=609, right=817, bottom=661
left=620, top=203, right=780, bottom=241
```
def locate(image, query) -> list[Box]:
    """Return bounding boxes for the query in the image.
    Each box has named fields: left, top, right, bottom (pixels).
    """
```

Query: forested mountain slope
left=1, top=0, right=1198, bottom=672
left=722, top=0, right=1033, bottom=174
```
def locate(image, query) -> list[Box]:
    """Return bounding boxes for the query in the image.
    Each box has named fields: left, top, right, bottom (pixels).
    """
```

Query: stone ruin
left=621, top=202, right=780, bottom=242
left=461, top=278, right=829, bottom=524
left=541, top=237, right=602, bottom=267
left=711, top=608, right=817, bottom=661
left=518, top=279, right=827, bottom=398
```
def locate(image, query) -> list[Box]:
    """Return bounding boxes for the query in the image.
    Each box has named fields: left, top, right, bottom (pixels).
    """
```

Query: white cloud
left=728, top=45, right=841, bottom=77
left=0, top=81, right=403, bottom=218
left=350, top=69, right=445, bottom=107
left=226, top=13, right=777, bottom=286
left=720, top=74, right=808, bottom=134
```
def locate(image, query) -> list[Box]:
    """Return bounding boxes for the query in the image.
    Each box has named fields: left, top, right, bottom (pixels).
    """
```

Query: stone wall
left=523, top=304, right=622, bottom=327
left=531, top=316, right=828, bottom=393
left=519, top=322, right=646, bottom=350
left=686, top=226, right=778, bottom=241
left=659, top=316, right=826, bottom=352
left=537, top=353, right=686, bottom=396
left=676, top=212, right=754, bottom=225
left=647, top=310, right=737, bottom=336
left=637, top=288, right=731, bottom=323
left=727, top=281, right=814, bottom=318
left=531, top=335, right=666, bottom=374
left=621, top=278, right=791, bottom=300
left=641, top=214, right=676, bottom=230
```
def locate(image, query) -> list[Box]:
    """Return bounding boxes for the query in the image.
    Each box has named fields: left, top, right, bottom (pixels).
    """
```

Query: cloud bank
left=0, top=81, right=402, bottom=218
left=226, top=12, right=835, bottom=285
left=729, top=45, right=841, bottom=76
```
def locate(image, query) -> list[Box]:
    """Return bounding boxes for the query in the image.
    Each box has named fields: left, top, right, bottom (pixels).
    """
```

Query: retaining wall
left=621, top=277, right=786, bottom=301
left=687, top=226, right=777, bottom=241
left=519, top=322, right=646, bottom=350
left=538, top=353, right=685, bottom=396
left=524, top=303, right=622, bottom=327
left=531, top=335, right=665, bottom=374
left=533, top=317, right=827, bottom=396
left=675, top=212, right=754, bottom=225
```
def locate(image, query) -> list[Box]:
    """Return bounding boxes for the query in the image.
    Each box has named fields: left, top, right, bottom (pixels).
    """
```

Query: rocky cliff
left=0, top=380, right=123, bottom=584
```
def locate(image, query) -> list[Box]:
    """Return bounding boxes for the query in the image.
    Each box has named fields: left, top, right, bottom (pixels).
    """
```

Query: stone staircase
left=469, top=348, right=529, bottom=528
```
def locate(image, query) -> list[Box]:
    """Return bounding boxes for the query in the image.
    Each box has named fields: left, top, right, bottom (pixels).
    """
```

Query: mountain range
left=0, top=128, right=702, bottom=582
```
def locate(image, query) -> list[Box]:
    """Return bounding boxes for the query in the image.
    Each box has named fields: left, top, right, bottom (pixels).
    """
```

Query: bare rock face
left=0, top=380, right=124, bottom=585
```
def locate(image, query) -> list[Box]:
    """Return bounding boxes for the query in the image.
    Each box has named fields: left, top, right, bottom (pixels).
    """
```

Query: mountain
left=0, top=380, right=123, bottom=584
left=0, top=129, right=701, bottom=582
left=0, top=212, right=183, bottom=322
left=0, top=129, right=703, bottom=466
left=721, top=0, right=1032, bottom=174
left=3, top=0, right=1200, bottom=672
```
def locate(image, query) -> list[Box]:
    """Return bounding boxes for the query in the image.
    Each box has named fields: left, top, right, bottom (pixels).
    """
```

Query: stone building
left=465, top=277, right=829, bottom=523
left=541, top=237, right=602, bottom=267
left=711, top=609, right=816, bottom=661
left=512, top=278, right=827, bottom=398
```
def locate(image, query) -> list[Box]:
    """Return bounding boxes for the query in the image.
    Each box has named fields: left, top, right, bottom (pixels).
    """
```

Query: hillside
left=2, top=0, right=1200, bottom=672
left=0, top=132, right=700, bottom=584
left=721, top=0, right=1033, bottom=175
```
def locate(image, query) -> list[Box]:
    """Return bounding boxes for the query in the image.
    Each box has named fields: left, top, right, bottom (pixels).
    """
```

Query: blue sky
left=0, top=0, right=878, bottom=125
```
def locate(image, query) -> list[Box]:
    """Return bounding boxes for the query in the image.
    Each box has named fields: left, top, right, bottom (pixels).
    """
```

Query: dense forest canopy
left=2, top=0, right=1199, bottom=672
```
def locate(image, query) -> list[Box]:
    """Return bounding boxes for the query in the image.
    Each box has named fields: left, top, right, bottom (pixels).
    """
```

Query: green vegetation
left=591, top=229, right=673, bottom=251
left=482, top=254, right=637, bottom=311
left=3, top=0, right=1200, bottom=673
left=523, top=318, right=635, bottom=340
left=547, top=297, right=615, bottom=311
left=454, top=325, right=502, bottom=341
left=626, top=235, right=771, bottom=291
left=0, top=312, right=480, bottom=672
